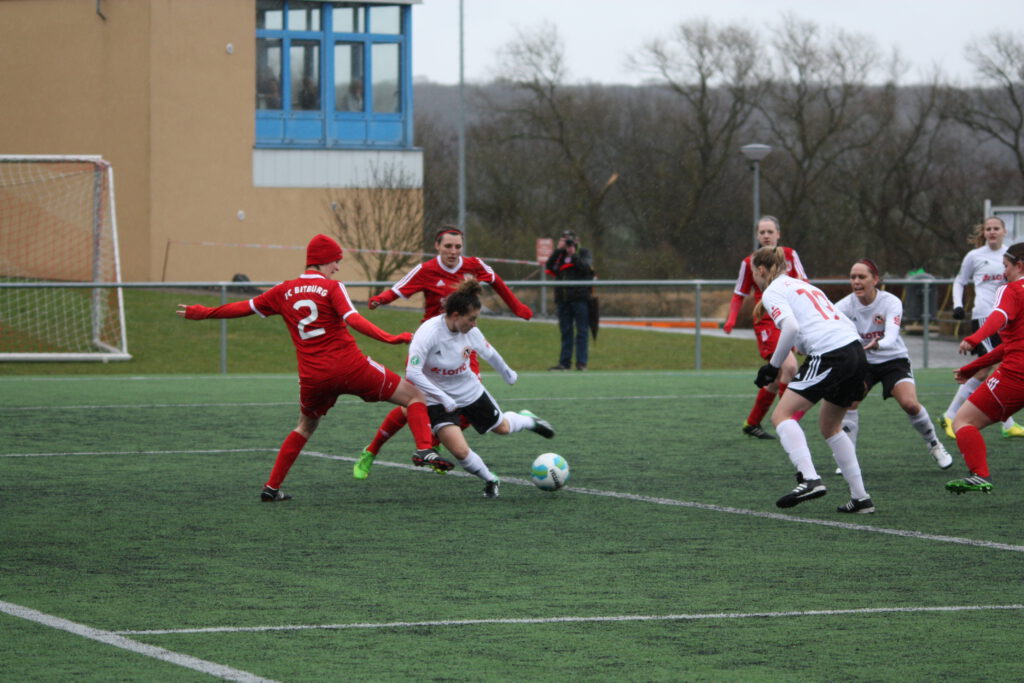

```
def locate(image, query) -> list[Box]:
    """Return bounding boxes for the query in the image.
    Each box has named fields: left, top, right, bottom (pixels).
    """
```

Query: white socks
left=827, top=431, right=868, bottom=500
left=502, top=411, right=531, bottom=433
left=946, top=378, right=981, bottom=419
left=842, top=409, right=859, bottom=447
left=776, top=419, right=819, bottom=480
left=459, top=450, right=497, bottom=482
left=908, top=406, right=938, bottom=445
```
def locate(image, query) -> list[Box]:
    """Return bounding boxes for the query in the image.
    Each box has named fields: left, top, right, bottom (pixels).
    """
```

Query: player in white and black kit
left=403, top=278, right=555, bottom=498
left=751, top=247, right=874, bottom=513
left=940, top=216, right=1024, bottom=439
left=834, top=259, right=952, bottom=470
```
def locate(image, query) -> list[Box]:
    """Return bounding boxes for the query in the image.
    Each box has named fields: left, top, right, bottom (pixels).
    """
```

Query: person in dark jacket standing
left=546, top=230, right=595, bottom=371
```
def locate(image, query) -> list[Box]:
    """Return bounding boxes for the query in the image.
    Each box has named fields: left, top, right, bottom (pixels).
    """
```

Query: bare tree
left=631, top=19, right=765, bottom=229
left=487, top=23, right=620, bottom=249
left=324, top=163, right=424, bottom=294
left=948, top=31, right=1024, bottom=196
left=758, top=15, right=901, bottom=268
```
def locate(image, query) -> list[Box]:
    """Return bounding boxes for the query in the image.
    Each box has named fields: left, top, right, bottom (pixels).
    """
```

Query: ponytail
left=445, top=278, right=483, bottom=316
left=751, top=247, right=788, bottom=321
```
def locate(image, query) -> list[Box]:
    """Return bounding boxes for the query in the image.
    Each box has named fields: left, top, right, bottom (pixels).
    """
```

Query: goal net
left=0, top=155, right=130, bottom=361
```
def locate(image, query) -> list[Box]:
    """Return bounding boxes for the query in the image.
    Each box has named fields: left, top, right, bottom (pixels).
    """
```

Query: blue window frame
left=255, top=1, right=413, bottom=149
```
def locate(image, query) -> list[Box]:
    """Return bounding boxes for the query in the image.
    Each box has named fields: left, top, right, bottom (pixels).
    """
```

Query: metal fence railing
left=0, top=277, right=956, bottom=372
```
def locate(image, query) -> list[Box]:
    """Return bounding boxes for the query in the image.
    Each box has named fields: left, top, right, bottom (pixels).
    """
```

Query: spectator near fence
left=938, top=216, right=1024, bottom=440
left=545, top=230, right=595, bottom=371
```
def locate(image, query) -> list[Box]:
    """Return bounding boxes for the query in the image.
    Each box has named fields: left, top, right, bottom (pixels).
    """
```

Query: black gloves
left=952, top=307, right=965, bottom=320
left=755, top=363, right=780, bottom=388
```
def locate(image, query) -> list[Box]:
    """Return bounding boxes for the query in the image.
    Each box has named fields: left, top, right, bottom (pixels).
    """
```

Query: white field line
left=0, top=601, right=278, bottom=683
left=4, top=447, right=1023, bottom=554
left=114, top=604, right=1024, bottom=636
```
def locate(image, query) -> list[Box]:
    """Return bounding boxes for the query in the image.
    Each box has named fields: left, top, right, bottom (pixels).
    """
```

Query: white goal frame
left=0, top=155, right=130, bottom=361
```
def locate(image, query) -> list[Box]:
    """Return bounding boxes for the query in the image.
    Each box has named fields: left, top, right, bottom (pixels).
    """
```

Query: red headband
left=435, top=226, right=463, bottom=241
left=856, top=258, right=879, bottom=277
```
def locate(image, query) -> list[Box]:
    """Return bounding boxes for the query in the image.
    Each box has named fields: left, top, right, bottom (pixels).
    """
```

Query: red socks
left=955, top=424, right=989, bottom=477
left=405, top=402, right=434, bottom=450
left=265, top=430, right=308, bottom=489
left=367, top=406, right=408, bottom=455
left=746, top=388, right=776, bottom=426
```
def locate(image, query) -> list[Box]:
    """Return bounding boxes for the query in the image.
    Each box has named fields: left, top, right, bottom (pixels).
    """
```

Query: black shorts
left=427, top=391, right=503, bottom=435
left=863, top=357, right=914, bottom=400
left=969, top=319, right=1002, bottom=356
left=787, top=340, right=867, bottom=408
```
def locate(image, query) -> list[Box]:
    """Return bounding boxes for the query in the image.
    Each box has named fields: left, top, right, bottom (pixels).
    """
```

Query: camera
left=563, top=238, right=575, bottom=248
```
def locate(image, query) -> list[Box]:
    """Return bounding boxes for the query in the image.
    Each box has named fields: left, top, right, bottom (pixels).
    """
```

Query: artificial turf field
left=2, top=369, right=1022, bottom=681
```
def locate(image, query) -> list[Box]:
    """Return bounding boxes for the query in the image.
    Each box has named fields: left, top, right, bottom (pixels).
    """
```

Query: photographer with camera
left=545, top=230, right=595, bottom=371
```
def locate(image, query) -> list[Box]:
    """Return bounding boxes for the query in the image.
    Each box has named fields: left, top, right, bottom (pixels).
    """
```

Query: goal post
left=0, top=155, right=130, bottom=361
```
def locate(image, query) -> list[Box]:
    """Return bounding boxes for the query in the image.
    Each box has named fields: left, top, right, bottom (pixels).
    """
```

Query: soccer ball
left=531, top=452, right=570, bottom=491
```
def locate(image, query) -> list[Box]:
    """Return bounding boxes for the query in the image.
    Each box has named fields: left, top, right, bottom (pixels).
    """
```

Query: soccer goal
left=0, top=155, right=130, bottom=361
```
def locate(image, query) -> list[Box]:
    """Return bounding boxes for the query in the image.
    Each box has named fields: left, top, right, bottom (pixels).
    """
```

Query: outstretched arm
left=345, top=312, right=412, bottom=345
left=489, top=275, right=533, bottom=320
left=367, top=289, right=399, bottom=310
left=176, top=300, right=254, bottom=320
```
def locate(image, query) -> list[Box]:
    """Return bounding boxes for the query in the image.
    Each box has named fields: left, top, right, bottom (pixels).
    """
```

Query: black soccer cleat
left=743, top=423, right=776, bottom=440
left=412, top=448, right=455, bottom=474
left=483, top=478, right=501, bottom=499
left=776, top=472, right=826, bottom=508
left=261, top=485, right=292, bottom=502
left=520, top=410, right=555, bottom=439
left=836, top=497, right=875, bottom=514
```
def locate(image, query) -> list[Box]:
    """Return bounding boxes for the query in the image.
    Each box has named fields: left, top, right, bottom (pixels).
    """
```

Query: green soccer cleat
left=945, top=474, right=993, bottom=494
left=353, top=448, right=376, bottom=480
left=939, top=416, right=955, bottom=439
left=1001, top=423, right=1024, bottom=439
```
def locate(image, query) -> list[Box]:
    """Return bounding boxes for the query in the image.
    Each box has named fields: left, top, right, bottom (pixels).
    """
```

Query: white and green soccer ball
left=531, top=452, right=569, bottom=491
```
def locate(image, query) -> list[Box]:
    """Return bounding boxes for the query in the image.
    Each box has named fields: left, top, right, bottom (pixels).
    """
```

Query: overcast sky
left=412, top=0, right=1022, bottom=86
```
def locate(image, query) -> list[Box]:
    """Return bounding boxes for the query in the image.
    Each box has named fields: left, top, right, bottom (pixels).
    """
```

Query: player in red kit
left=177, top=234, right=452, bottom=502
left=353, top=225, right=534, bottom=479
left=945, top=242, right=1024, bottom=495
left=723, top=216, right=808, bottom=440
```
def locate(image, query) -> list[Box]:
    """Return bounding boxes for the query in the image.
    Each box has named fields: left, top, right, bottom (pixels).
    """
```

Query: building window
left=255, top=0, right=412, bottom=149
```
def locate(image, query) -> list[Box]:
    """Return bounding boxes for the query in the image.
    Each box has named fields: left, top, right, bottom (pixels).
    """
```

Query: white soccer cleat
left=930, top=442, right=953, bottom=470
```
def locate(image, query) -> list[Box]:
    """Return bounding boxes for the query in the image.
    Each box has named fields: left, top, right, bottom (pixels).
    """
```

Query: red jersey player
left=177, top=234, right=454, bottom=502
left=723, top=216, right=808, bottom=440
left=945, top=242, right=1024, bottom=495
left=354, top=226, right=534, bottom=479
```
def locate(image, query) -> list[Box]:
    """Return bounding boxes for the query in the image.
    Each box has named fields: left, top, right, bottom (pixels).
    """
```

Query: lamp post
left=740, top=143, right=771, bottom=252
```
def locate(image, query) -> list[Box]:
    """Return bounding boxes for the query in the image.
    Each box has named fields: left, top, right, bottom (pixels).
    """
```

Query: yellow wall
left=0, top=0, right=420, bottom=284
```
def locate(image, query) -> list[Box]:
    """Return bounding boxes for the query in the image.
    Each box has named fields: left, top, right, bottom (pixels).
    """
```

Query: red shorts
left=967, top=367, right=1024, bottom=423
left=299, top=356, right=401, bottom=419
left=753, top=316, right=781, bottom=361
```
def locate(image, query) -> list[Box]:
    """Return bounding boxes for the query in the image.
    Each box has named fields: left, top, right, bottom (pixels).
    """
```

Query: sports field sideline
left=2, top=369, right=1022, bottom=681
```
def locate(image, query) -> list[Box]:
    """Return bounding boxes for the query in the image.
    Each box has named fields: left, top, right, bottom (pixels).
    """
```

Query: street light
left=741, top=143, right=772, bottom=252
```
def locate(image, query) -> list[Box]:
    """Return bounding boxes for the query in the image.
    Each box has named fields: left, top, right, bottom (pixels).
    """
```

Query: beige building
left=0, top=0, right=423, bottom=283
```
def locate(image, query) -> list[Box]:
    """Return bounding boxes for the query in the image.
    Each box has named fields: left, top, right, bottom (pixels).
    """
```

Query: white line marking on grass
left=0, top=600, right=278, bottom=682
left=7, top=448, right=1021, bottom=554
left=114, top=604, right=1024, bottom=636
left=0, top=448, right=273, bottom=458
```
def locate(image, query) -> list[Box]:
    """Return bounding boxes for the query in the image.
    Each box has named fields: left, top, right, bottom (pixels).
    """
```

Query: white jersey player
left=403, top=278, right=555, bottom=498
left=834, top=259, right=952, bottom=469
left=750, top=247, right=874, bottom=514
left=941, top=216, right=1024, bottom=439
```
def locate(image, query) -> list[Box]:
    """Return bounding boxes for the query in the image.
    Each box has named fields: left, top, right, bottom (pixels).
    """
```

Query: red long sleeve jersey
left=251, top=272, right=366, bottom=380
left=973, top=280, right=1024, bottom=378
left=391, top=256, right=499, bottom=320
left=733, top=246, right=807, bottom=302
